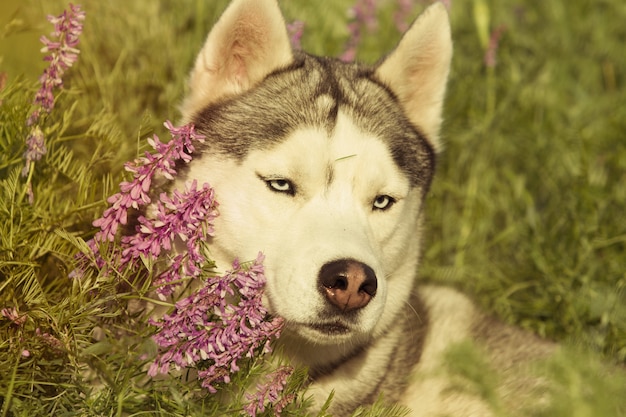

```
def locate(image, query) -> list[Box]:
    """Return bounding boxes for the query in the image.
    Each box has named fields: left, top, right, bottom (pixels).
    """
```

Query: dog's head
left=177, top=0, right=451, bottom=367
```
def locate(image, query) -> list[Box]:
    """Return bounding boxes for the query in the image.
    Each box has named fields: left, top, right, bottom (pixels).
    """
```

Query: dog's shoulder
left=400, top=285, right=555, bottom=416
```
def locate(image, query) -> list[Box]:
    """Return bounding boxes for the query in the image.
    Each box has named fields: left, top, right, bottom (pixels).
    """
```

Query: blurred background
left=1, top=0, right=625, bottom=414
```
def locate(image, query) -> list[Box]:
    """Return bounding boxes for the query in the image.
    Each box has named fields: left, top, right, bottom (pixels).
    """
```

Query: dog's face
left=177, top=0, right=451, bottom=366
left=184, top=114, right=426, bottom=353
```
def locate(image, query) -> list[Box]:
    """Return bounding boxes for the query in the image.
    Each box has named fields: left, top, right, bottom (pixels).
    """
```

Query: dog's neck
left=279, top=290, right=429, bottom=415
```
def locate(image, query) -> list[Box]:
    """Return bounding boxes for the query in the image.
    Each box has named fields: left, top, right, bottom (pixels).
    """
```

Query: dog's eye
left=266, top=179, right=295, bottom=196
left=372, top=195, right=395, bottom=211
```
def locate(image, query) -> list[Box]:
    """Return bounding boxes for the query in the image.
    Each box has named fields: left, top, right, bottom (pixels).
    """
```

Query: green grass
left=1, top=0, right=625, bottom=415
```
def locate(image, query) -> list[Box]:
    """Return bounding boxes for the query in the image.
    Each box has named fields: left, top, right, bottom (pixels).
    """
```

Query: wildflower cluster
left=342, top=0, right=454, bottom=61
left=28, top=3, right=86, bottom=126
left=148, top=254, right=285, bottom=396
left=0, top=308, right=64, bottom=359
left=1, top=307, right=26, bottom=327
left=286, top=20, right=305, bottom=50
left=123, top=179, right=218, bottom=297
left=23, top=3, right=85, bottom=194
left=82, top=122, right=218, bottom=296
left=79, top=120, right=292, bottom=412
left=484, top=25, right=506, bottom=68
left=244, top=366, right=296, bottom=417
left=341, top=0, right=378, bottom=61
left=394, top=0, right=415, bottom=33
left=92, top=121, right=206, bottom=243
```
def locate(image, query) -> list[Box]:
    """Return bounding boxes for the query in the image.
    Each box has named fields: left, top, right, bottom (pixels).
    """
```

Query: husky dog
left=174, top=0, right=553, bottom=415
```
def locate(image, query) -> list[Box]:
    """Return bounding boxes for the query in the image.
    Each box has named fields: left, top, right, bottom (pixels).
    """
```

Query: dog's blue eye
left=373, top=195, right=395, bottom=211
left=266, top=179, right=295, bottom=195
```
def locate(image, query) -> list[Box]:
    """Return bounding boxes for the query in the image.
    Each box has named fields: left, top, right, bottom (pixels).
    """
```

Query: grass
left=1, top=0, right=625, bottom=415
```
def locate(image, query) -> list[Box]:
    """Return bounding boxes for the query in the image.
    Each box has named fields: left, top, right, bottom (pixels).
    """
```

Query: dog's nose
left=318, top=259, right=377, bottom=312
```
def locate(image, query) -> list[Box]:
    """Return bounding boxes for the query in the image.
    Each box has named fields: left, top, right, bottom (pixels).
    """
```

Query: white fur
left=179, top=113, right=421, bottom=359
left=180, top=0, right=293, bottom=122
left=170, top=1, right=551, bottom=415
left=375, top=2, right=452, bottom=152
left=400, top=286, right=492, bottom=417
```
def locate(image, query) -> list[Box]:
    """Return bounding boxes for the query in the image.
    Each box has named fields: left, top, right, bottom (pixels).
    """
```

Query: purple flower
left=90, top=121, right=206, bottom=243
left=73, top=121, right=209, bottom=292
left=485, top=25, right=506, bottom=68
left=243, top=366, right=295, bottom=417
left=341, top=0, right=378, bottom=62
left=35, top=328, right=64, bottom=352
left=22, top=3, right=85, bottom=198
left=286, top=20, right=305, bottom=50
left=28, top=3, right=85, bottom=126
left=148, top=253, right=285, bottom=394
left=394, top=0, right=414, bottom=33
left=22, top=126, right=47, bottom=177
left=1, top=307, right=27, bottom=326
left=79, top=120, right=283, bottom=401
left=121, top=180, right=219, bottom=297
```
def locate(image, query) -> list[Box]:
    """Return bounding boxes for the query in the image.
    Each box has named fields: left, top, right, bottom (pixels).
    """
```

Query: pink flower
left=35, top=328, right=64, bottom=352
left=23, top=3, right=85, bottom=202
left=287, top=20, right=305, bottom=50
left=90, top=121, right=206, bottom=243
left=22, top=126, right=47, bottom=177
left=28, top=3, right=85, bottom=125
left=149, top=254, right=285, bottom=394
left=485, top=25, right=506, bottom=68
left=394, top=0, right=414, bottom=33
left=72, top=121, right=209, bottom=295
left=122, top=180, right=219, bottom=297
left=341, top=0, right=378, bottom=62
left=1, top=307, right=27, bottom=326
left=77, top=120, right=284, bottom=401
left=244, top=366, right=295, bottom=416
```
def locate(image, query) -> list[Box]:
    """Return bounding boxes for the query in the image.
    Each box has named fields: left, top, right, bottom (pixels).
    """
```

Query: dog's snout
left=318, top=259, right=377, bottom=312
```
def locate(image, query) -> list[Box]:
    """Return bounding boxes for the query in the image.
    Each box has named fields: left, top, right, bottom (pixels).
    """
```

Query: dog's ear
left=375, top=3, right=452, bottom=152
left=180, top=0, right=293, bottom=122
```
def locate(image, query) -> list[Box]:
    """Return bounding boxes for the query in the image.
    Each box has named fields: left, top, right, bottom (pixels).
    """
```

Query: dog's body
left=174, top=1, right=554, bottom=415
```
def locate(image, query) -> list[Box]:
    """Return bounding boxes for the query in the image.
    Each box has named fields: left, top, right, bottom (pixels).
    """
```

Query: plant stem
left=1, top=353, right=20, bottom=417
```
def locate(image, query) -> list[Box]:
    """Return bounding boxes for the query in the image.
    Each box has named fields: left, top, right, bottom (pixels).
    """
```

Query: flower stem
left=1, top=352, right=20, bottom=417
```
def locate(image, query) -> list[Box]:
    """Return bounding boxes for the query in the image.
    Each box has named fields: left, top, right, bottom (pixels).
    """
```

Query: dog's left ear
left=375, top=2, right=452, bottom=152
left=180, top=0, right=293, bottom=122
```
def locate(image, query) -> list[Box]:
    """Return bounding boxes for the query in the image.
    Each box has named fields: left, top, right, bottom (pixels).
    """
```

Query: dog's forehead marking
left=191, top=53, right=434, bottom=188
left=248, top=114, right=410, bottom=199
left=315, top=94, right=335, bottom=114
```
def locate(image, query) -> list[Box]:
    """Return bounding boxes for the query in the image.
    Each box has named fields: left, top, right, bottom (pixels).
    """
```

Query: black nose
left=318, top=259, right=377, bottom=312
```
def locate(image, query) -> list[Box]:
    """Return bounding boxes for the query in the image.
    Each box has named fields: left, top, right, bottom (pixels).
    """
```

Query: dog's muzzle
left=318, top=259, right=377, bottom=312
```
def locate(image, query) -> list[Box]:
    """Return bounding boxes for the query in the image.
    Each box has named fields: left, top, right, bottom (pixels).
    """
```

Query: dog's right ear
left=180, top=0, right=293, bottom=122
left=375, top=2, right=452, bottom=152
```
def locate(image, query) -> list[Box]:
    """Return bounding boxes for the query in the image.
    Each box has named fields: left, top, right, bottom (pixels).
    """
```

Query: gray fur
left=190, top=52, right=435, bottom=189
left=172, top=1, right=558, bottom=415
